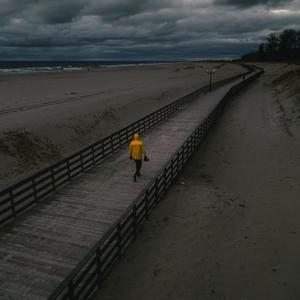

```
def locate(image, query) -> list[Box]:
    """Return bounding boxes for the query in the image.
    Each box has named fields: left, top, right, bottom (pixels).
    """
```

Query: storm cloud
left=214, top=0, right=293, bottom=8
left=0, top=0, right=299, bottom=60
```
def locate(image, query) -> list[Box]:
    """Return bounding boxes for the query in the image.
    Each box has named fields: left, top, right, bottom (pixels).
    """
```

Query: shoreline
left=0, top=61, right=188, bottom=76
left=0, top=59, right=238, bottom=76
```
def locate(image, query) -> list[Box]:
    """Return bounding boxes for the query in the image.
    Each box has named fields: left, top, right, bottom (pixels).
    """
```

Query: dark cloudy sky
left=0, top=0, right=299, bottom=60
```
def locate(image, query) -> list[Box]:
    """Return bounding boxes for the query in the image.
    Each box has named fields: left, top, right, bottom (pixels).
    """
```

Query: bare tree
left=279, top=29, right=297, bottom=51
left=243, top=28, right=300, bottom=61
left=258, top=43, right=265, bottom=53
left=266, top=33, right=279, bottom=52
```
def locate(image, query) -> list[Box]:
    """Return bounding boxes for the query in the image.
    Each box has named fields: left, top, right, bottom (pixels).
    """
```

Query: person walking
left=129, top=133, right=149, bottom=182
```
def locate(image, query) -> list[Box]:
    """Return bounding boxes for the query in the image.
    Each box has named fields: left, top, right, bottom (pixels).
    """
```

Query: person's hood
left=134, top=133, right=139, bottom=140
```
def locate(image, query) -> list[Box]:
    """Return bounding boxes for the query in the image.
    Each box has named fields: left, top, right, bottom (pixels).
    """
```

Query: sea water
left=0, top=60, right=177, bottom=75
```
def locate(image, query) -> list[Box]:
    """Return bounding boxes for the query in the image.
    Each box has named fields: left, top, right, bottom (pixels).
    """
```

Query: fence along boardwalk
left=0, top=76, right=248, bottom=299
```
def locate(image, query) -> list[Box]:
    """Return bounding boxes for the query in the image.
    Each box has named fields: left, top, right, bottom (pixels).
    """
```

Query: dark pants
left=134, top=159, right=142, bottom=177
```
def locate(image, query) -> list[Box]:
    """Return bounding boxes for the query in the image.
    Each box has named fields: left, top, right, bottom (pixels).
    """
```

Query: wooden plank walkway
left=0, top=77, right=243, bottom=299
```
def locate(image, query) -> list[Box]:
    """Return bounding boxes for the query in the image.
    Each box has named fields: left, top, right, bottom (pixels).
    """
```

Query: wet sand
left=0, top=62, right=245, bottom=188
left=92, top=63, right=300, bottom=300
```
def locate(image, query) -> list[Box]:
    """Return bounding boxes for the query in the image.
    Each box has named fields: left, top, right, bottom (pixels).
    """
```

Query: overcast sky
left=0, top=0, right=299, bottom=60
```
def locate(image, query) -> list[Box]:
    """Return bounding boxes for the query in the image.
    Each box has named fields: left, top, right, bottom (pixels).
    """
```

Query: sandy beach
left=92, top=63, right=300, bottom=300
left=0, top=62, right=245, bottom=189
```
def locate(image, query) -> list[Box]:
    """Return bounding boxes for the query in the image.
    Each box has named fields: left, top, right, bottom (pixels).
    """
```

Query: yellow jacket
left=129, top=134, right=146, bottom=160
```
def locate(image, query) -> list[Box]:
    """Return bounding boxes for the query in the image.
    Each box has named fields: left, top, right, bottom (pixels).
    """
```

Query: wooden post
left=133, top=205, right=137, bottom=238
left=163, top=168, right=167, bottom=193
left=102, top=141, right=105, bottom=159
left=117, top=224, right=122, bottom=258
left=51, top=169, right=56, bottom=190
left=118, top=132, right=121, bottom=149
left=92, top=145, right=95, bottom=164
left=80, top=153, right=84, bottom=171
left=155, top=178, right=159, bottom=204
left=143, top=118, right=146, bottom=133
left=68, top=280, right=75, bottom=300
left=110, top=136, right=114, bottom=153
left=96, top=248, right=102, bottom=287
left=9, top=190, right=16, bottom=217
left=145, top=190, right=149, bottom=219
left=32, top=178, right=37, bottom=202
left=67, top=159, right=71, bottom=180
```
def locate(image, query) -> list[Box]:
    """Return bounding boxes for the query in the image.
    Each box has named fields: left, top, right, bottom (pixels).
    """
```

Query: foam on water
left=0, top=60, right=180, bottom=75
left=0, top=66, right=83, bottom=74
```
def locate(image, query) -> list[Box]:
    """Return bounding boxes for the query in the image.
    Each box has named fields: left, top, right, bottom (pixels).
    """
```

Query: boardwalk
left=0, top=77, right=245, bottom=299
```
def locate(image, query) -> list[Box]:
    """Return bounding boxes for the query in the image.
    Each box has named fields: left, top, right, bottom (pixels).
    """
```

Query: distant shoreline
left=0, top=60, right=182, bottom=75
left=0, top=59, right=235, bottom=75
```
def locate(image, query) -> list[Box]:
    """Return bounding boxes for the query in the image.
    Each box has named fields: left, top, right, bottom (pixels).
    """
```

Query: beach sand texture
left=0, top=62, right=245, bottom=188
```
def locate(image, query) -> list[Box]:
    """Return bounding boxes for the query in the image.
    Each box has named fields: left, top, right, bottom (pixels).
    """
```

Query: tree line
left=242, top=29, right=300, bottom=61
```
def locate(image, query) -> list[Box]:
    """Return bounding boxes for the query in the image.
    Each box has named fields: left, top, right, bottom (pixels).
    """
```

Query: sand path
left=92, top=66, right=300, bottom=300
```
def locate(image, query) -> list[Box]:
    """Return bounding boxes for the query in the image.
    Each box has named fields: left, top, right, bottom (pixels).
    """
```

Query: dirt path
left=92, top=66, right=300, bottom=300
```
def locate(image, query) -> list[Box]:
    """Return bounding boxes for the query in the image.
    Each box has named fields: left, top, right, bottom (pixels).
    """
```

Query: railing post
left=68, top=280, right=75, bottom=300
left=110, top=136, right=114, bottom=154
left=196, top=127, right=200, bottom=143
left=171, top=158, right=174, bottom=181
left=67, top=159, right=71, bottom=180
left=175, top=151, right=179, bottom=174
left=192, top=135, right=195, bottom=151
left=96, top=248, right=102, bottom=287
left=145, top=190, right=149, bottom=219
left=117, top=223, right=122, bottom=258
left=155, top=178, right=159, bottom=204
left=118, top=132, right=121, bottom=149
left=181, top=146, right=185, bottom=165
left=189, top=138, right=193, bottom=155
left=143, top=118, right=146, bottom=133
left=51, top=169, right=56, bottom=190
left=184, top=144, right=187, bottom=162
left=180, top=149, right=184, bottom=170
left=9, top=190, right=16, bottom=217
left=32, top=178, right=37, bottom=202
left=102, top=141, right=105, bottom=159
left=126, top=127, right=130, bottom=142
left=133, top=205, right=137, bottom=238
left=163, top=168, right=167, bottom=193
left=80, top=153, right=84, bottom=171
left=92, top=145, right=96, bottom=164
left=186, top=143, right=189, bottom=161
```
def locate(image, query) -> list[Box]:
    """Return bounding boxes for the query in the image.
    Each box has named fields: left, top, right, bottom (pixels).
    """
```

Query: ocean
left=0, top=60, right=179, bottom=75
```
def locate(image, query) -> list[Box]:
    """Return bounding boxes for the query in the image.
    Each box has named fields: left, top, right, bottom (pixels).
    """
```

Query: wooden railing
left=0, top=68, right=252, bottom=227
left=48, top=68, right=264, bottom=300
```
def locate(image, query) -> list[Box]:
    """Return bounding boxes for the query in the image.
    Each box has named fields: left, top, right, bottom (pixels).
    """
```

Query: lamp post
left=206, top=68, right=216, bottom=92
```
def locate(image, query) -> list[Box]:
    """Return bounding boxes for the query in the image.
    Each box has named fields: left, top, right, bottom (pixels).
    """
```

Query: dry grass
left=273, top=68, right=300, bottom=97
